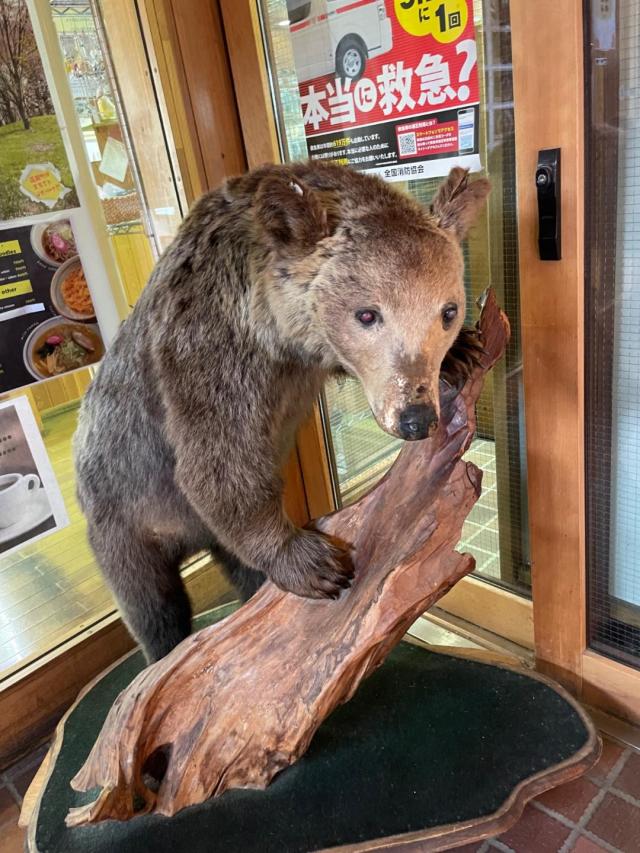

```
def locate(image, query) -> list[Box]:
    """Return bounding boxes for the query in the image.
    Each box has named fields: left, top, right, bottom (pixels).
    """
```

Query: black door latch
left=536, top=148, right=561, bottom=261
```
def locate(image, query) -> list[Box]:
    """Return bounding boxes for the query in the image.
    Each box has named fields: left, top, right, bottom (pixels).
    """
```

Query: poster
left=0, top=0, right=78, bottom=219
left=289, top=0, right=481, bottom=181
left=0, top=216, right=105, bottom=393
left=0, top=396, right=69, bottom=557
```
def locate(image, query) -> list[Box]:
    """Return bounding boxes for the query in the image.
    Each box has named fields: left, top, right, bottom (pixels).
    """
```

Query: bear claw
left=268, top=531, right=353, bottom=599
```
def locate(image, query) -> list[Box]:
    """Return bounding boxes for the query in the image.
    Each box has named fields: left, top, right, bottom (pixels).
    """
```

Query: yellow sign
left=0, top=279, right=32, bottom=300
left=394, top=0, right=468, bottom=43
left=19, top=163, right=71, bottom=210
left=0, top=240, right=21, bottom=258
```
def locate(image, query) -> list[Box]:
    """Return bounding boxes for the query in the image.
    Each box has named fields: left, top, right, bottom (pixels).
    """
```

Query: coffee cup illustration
left=0, top=473, right=41, bottom=528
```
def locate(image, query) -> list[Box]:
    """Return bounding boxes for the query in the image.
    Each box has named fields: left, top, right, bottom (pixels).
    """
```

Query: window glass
left=585, top=0, right=640, bottom=668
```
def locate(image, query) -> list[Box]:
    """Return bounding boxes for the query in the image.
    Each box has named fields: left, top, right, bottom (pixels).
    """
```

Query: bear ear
left=254, top=174, right=333, bottom=256
left=430, top=167, right=491, bottom=241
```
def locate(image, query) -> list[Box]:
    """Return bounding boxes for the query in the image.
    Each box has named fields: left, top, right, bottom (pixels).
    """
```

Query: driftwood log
left=67, top=290, right=510, bottom=827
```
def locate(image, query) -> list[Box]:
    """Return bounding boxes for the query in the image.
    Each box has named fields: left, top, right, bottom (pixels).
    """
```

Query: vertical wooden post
left=511, top=1, right=586, bottom=691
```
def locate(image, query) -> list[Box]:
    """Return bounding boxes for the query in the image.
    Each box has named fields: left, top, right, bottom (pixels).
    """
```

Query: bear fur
left=73, top=162, right=489, bottom=662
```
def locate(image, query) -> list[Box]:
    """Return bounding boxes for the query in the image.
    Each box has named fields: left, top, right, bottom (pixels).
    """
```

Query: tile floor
left=459, top=439, right=501, bottom=582
left=449, top=738, right=640, bottom=852
left=1, top=737, right=638, bottom=852
left=0, top=741, right=48, bottom=852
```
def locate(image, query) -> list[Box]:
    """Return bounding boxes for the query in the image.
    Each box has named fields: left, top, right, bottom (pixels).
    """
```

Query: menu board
left=0, top=217, right=105, bottom=393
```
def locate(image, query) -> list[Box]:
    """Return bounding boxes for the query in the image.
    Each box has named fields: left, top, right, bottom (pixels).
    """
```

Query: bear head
left=253, top=163, right=490, bottom=441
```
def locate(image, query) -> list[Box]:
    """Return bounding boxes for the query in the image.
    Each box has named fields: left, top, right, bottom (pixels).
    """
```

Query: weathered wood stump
left=67, top=290, right=510, bottom=827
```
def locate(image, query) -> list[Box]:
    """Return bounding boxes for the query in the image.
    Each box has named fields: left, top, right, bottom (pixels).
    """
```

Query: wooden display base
left=21, top=604, right=600, bottom=853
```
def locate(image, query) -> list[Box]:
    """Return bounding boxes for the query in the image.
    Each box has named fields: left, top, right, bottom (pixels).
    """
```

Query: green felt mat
left=31, top=604, right=597, bottom=853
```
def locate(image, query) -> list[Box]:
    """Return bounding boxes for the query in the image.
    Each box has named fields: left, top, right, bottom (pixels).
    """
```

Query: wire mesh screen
left=585, top=0, right=640, bottom=668
left=259, top=0, right=530, bottom=595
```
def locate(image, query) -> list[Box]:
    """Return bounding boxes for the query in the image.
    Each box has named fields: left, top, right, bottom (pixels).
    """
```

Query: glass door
left=245, top=0, right=640, bottom=717
left=257, top=0, right=532, bottom=617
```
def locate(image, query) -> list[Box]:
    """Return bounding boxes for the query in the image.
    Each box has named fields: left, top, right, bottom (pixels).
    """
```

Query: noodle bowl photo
left=23, top=317, right=103, bottom=381
left=50, top=257, right=96, bottom=321
left=30, top=219, right=78, bottom=267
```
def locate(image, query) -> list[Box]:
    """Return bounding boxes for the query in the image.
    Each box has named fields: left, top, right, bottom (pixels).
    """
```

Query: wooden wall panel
left=110, top=232, right=155, bottom=308
left=138, top=0, right=208, bottom=203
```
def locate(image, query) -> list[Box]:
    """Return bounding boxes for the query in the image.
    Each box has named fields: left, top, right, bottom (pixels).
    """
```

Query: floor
left=452, top=739, right=640, bottom=853
left=1, top=737, right=638, bottom=852
left=0, top=741, right=48, bottom=852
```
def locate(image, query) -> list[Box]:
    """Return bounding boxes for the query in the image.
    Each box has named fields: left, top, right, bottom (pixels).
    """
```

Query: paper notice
left=98, top=136, right=129, bottom=183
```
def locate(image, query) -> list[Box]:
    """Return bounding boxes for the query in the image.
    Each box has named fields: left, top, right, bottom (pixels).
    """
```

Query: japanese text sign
left=288, top=0, right=481, bottom=181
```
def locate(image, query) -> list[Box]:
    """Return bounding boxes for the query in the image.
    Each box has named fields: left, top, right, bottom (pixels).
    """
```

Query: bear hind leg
left=89, top=520, right=192, bottom=663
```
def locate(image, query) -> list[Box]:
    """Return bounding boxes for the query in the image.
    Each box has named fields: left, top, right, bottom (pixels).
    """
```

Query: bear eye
left=355, top=308, right=381, bottom=327
left=442, top=303, right=458, bottom=329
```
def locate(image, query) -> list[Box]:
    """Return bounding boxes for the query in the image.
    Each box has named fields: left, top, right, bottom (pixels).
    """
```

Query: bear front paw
left=269, top=531, right=353, bottom=600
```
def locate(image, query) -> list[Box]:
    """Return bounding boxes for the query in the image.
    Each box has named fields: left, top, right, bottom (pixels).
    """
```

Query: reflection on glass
left=51, top=0, right=185, bottom=304
left=260, top=0, right=530, bottom=595
left=52, top=2, right=145, bottom=232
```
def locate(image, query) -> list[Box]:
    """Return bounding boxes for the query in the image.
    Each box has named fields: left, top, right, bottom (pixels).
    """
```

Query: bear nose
left=398, top=404, right=438, bottom=441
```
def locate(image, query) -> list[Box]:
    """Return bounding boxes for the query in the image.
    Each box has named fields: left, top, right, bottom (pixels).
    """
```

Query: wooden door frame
left=219, top=0, right=337, bottom=520
left=511, top=1, right=587, bottom=691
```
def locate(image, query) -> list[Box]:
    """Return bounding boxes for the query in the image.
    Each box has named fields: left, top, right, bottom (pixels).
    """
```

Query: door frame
left=219, top=0, right=340, bottom=522
left=510, top=0, right=587, bottom=691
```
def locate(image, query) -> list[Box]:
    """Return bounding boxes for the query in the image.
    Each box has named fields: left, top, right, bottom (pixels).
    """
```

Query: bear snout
left=397, top=403, right=438, bottom=441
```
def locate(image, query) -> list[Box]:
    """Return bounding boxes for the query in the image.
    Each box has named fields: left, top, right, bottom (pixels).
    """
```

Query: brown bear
left=73, top=162, right=489, bottom=662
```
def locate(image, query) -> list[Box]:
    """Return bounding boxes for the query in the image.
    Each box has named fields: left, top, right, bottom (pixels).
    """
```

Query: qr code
left=398, top=132, right=417, bottom=158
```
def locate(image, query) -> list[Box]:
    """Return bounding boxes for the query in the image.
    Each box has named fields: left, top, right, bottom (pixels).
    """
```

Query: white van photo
left=287, top=0, right=393, bottom=84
